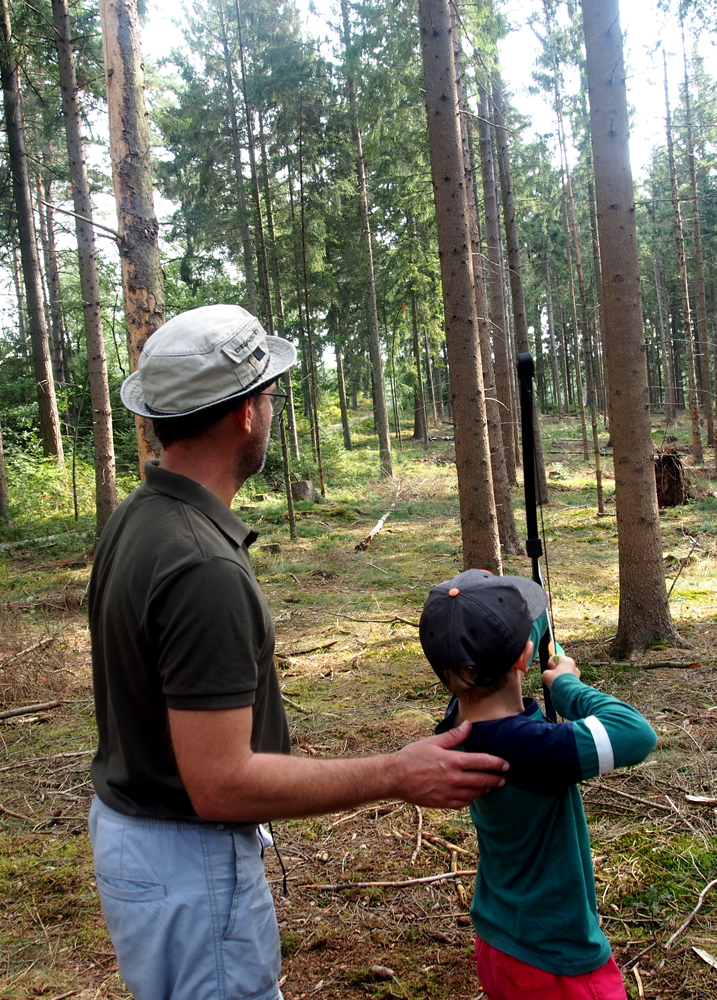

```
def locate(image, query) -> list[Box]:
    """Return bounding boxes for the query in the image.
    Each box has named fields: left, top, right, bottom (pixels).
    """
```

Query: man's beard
left=234, top=402, right=271, bottom=486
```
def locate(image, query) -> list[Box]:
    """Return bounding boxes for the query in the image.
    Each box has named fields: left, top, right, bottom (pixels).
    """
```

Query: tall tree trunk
left=433, top=355, right=444, bottom=421
left=0, top=416, right=9, bottom=523
left=298, top=107, right=325, bottom=495
left=583, top=0, right=683, bottom=655
left=545, top=257, right=562, bottom=418
left=424, top=329, right=437, bottom=427
left=233, top=0, right=272, bottom=332
left=478, top=81, right=517, bottom=485
left=652, top=242, right=675, bottom=424
left=411, top=292, right=427, bottom=445
left=36, top=157, right=69, bottom=387
left=341, top=0, right=393, bottom=478
left=99, top=0, right=164, bottom=472
left=492, top=77, right=548, bottom=503
left=681, top=31, right=712, bottom=449
left=1, top=0, right=64, bottom=463
left=418, top=0, right=501, bottom=573
left=11, top=243, right=29, bottom=359
left=258, top=109, right=299, bottom=461
left=588, top=178, right=608, bottom=421
left=333, top=332, right=352, bottom=451
left=218, top=0, right=257, bottom=315
left=664, top=53, right=702, bottom=463
left=53, top=0, right=118, bottom=533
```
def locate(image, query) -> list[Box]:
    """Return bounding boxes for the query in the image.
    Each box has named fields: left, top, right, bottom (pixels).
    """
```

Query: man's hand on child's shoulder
left=541, top=654, right=580, bottom=689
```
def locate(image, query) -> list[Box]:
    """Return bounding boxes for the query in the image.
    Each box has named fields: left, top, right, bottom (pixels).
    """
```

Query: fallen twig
left=582, top=660, right=701, bottom=670
left=276, top=640, right=338, bottom=658
left=665, top=794, right=703, bottom=836
left=0, top=638, right=57, bottom=670
left=335, top=613, right=418, bottom=627
left=0, top=800, right=33, bottom=821
left=632, top=966, right=645, bottom=998
left=665, top=878, right=717, bottom=949
left=422, top=833, right=477, bottom=857
left=409, top=805, right=423, bottom=865
left=686, top=795, right=717, bottom=806
left=452, top=850, right=469, bottom=907
left=311, top=869, right=477, bottom=891
left=0, top=700, right=61, bottom=721
left=326, top=802, right=403, bottom=829
left=585, top=785, right=673, bottom=813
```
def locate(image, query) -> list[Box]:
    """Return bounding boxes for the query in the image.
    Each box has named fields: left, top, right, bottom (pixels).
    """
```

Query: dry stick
left=311, top=869, right=477, bottom=892
left=452, top=850, right=469, bottom=907
left=326, top=801, right=403, bottom=829
left=586, top=785, right=673, bottom=813
left=632, top=966, right=645, bottom=999
left=0, top=800, right=33, bottom=821
left=409, top=805, right=423, bottom=865
left=276, top=640, right=338, bottom=658
left=665, top=794, right=703, bottom=838
left=335, top=613, right=418, bottom=628
left=0, top=700, right=61, bottom=721
left=665, top=878, right=717, bottom=949
left=0, top=638, right=57, bottom=670
left=47, top=992, right=79, bottom=1000
left=583, top=661, right=701, bottom=670
left=422, top=833, right=476, bottom=858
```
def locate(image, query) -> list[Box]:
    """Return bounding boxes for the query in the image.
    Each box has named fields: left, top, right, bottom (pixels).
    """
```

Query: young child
left=419, top=569, right=657, bottom=1000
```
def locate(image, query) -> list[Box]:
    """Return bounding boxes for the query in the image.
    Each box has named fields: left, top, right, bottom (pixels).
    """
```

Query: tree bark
left=583, top=0, right=683, bottom=655
left=411, top=293, right=427, bottom=445
left=331, top=305, right=352, bottom=450
left=664, top=53, right=702, bottom=463
left=53, top=0, right=118, bottom=534
left=0, top=0, right=64, bottom=462
left=681, top=31, right=712, bottom=448
left=418, top=0, right=501, bottom=573
left=0, top=416, right=9, bottom=522
left=492, top=78, right=548, bottom=503
left=341, top=0, right=393, bottom=478
left=99, top=0, right=164, bottom=472
left=218, top=0, right=257, bottom=316
left=36, top=156, right=69, bottom=387
left=478, top=81, right=517, bottom=484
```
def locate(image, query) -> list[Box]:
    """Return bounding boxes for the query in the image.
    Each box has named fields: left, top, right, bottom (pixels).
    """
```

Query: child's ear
left=514, top=639, right=534, bottom=676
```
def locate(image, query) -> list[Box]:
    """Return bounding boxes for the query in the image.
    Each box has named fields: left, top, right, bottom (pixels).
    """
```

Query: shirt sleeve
left=549, top=673, right=658, bottom=779
left=149, top=556, right=273, bottom=710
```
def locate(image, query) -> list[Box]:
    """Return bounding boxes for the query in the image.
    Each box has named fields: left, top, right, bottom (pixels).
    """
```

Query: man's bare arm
left=168, top=706, right=508, bottom=823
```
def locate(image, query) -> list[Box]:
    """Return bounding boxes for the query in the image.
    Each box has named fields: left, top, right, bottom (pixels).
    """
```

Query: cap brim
left=506, top=575, right=549, bottom=620
left=120, top=335, right=297, bottom=418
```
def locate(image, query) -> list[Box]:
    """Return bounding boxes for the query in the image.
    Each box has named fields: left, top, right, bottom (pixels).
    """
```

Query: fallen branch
left=409, top=805, right=423, bottom=865
left=335, top=613, right=418, bottom=627
left=665, top=878, right=717, bottom=949
left=0, top=700, right=61, bottom=721
left=686, top=795, right=717, bottom=806
left=326, top=802, right=403, bottom=829
left=311, top=869, right=477, bottom=892
left=422, top=833, right=477, bottom=857
left=0, top=530, right=89, bottom=552
left=0, top=800, right=33, bottom=821
left=581, top=660, right=701, bottom=670
left=281, top=695, right=338, bottom=719
left=276, top=640, right=338, bottom=658
left=0, top=637, right=57, bottom=670
left=355, top=509, right=394, bottom=551
left=584, top=785, right=673, bottom=813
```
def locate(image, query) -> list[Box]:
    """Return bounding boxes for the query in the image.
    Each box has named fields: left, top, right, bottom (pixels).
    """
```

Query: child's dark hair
left=442, top=665, right=512, bottom=702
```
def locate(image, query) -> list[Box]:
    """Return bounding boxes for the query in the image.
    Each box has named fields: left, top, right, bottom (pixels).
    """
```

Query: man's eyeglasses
left=261, top=390, right=288, bottom=417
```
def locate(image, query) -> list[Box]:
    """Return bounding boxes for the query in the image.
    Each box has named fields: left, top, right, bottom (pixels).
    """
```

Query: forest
left=1, top=0, right=717, bottom=995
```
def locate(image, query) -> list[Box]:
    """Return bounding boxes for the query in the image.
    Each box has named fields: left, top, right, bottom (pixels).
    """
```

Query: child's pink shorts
left=472, top=936, right=627, bottom=999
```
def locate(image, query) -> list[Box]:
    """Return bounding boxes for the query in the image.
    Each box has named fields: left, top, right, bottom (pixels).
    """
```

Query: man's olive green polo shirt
left=89, top=462, right=290, bottom=822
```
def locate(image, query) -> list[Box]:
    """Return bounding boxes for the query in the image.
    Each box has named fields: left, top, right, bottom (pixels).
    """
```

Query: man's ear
left=233, top=396, right=254, bottom=434
left=514, top=639, right=534, bottom=676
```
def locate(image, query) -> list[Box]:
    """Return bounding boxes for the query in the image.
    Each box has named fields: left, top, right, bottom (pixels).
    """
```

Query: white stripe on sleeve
left=583, top=716, right=615, bottom=774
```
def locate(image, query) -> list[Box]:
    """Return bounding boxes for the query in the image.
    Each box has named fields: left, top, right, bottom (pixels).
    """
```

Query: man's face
left=234, top=385, right=273, bottom=485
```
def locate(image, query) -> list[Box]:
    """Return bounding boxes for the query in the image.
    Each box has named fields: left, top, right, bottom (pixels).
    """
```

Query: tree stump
left=291, top=480, right=317, bottom=502
left=654, top=452, right=689, bottom=507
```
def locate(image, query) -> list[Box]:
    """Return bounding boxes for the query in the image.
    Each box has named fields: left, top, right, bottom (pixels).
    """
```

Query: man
left=88, top=304, right=509, bottom=1000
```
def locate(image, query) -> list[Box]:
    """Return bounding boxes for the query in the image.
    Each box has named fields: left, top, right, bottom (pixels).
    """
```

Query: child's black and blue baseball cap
left=419, top=569, right=548, bottom=686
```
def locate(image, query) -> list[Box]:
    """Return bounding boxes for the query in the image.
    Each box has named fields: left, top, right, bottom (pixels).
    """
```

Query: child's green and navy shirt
left=436, top=652, right=657, bottom=975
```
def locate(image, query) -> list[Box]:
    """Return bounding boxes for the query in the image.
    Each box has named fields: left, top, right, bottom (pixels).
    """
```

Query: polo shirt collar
left=143, top=461, right=258, bottom=549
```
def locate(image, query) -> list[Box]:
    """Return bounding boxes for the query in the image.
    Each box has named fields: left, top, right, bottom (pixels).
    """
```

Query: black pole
left=517, top=352, right=557, bottom=722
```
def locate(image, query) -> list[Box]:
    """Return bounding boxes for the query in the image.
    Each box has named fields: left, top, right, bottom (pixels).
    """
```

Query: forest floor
left=2, top=411, right=717, bottom=999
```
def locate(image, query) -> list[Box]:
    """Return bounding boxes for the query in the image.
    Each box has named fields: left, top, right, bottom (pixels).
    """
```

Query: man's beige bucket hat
left=120, top=304, right=297, bottom=419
